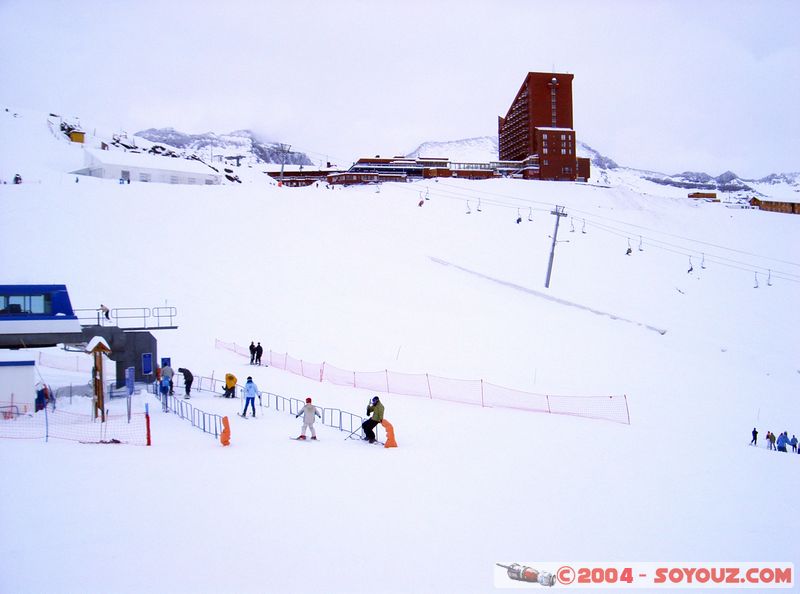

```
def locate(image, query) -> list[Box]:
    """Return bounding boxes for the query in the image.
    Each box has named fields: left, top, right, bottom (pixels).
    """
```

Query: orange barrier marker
left=381, top=419, right=397, bottom=448
left=220, top=416, right=231, bottom=446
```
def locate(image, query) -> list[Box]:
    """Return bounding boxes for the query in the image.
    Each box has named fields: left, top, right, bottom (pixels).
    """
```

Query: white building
left=74, top=148, right=222, bottom=185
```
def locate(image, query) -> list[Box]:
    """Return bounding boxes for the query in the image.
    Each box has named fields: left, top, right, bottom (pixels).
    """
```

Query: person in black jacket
left=255, top=342, right=264, bottom=366
left=249, top=341, right=256, bottom=365
left=178, top=367, right=194, bottom=399
left=750, top=427, right=758, bottom=446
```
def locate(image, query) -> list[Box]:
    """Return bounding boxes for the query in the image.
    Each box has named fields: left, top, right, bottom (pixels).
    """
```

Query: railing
left=168, top=373, right=379, bottom=441
left=75, top=306, right=178, bottom=329
left=151, top=383, right=227, bottom=439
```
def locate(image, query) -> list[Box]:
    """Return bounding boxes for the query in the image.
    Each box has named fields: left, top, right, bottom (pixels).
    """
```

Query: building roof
left=751, top=195, right=800, bottom=204
left=535, top=127, right=575, bottom=132
left=84, top=148, right=219, bottom=175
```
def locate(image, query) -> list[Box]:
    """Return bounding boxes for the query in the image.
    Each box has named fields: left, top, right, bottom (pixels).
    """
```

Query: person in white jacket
left=295, top=397, right=321, bottom=440
left=241, top=377, right=259, bottom=418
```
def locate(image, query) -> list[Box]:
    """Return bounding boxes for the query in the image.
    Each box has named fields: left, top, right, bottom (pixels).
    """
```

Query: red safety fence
left=215, top=340, right=631, bottom=425
left=0, top=402, right=150, bottom=445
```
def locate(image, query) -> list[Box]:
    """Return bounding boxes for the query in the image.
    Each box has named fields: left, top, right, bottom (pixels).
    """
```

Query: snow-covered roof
left=85, top=336, right=111, bottom=353
left=752, top=194, right=800, bottom=204
left=84, top=148, right=219, bottom=175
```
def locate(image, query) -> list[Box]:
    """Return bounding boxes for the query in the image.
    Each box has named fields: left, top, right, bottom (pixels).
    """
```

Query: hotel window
left=561, top=149, right=567, bottom=155
left=543, top=134, right=548, bottom=140
left=543, top=148, right=548, bottom=155
left=561, top=134, right=566, bottom=140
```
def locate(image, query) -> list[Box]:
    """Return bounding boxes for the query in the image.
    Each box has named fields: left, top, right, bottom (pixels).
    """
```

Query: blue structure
left=0, top=285, right=83, bottom=348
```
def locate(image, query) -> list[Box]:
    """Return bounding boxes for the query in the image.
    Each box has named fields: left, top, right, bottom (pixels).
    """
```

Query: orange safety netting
left=0, top=403, right=150, bottom=445
left=215, top=340, right=630, bottom=425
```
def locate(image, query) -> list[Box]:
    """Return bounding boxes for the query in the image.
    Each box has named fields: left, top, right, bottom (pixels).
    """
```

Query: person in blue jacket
left=241, top=376, right=259, bottom=418
left=776, top=432, right=788, bottom=453
left=159, top=376, right=170, bottom=412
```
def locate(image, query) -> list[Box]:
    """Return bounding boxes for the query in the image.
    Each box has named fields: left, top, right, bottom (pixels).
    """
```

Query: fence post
left=44, top=398, right=49, bottom=443
left=480, top=379, right=484, bottom=407
left=546, top=395, right=551, bottom=414
left=145, top=403, right=151, bottom=446
left=426, top=373, right=432, bottom=399
left=385, top=370, right=390, bottom=394
left=320, top=362, right=325, bottom=382
left=624, top=394, right=630, bottom=425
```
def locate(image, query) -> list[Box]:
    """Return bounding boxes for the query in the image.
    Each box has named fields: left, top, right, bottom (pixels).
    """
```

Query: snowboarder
left=750, top=427, right=758, bottom=446
left=249, top=341, right=256, bottom=365
left=361, top=396, right=384, bottom=443
left=255, top=342, right=264, bottom=366
left=295, top=397, right=321, bottom=440
left=162, top=363, right=175, bottom=395
left=100, top=304, right=110, bottom=320
left=13, top=173, right=22, bottom=184
left=241, top=376, right=259, bottom=417
left=178, top=367, right=193, bottom=398
left=223, top=373, right=237, bottom=398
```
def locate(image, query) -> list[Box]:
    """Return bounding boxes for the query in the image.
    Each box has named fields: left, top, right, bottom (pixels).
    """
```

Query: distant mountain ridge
left=135, top=127, right=313, bottom=166
left=405, top=136, right=799, bottom=196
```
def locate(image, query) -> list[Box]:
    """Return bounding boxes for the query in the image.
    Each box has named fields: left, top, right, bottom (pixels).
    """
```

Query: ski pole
left=344, top=421, right=364, bottom=440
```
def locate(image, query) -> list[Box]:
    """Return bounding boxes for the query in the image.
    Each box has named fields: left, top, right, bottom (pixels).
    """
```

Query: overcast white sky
left=1, top=0, right=797, bottom=177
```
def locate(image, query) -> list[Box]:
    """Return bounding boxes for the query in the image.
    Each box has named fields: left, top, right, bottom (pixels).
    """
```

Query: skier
left=749, top=427, right=758, bottom=446
left=295, top=397, right=321, bottom=440
left=159, top=375, right=170, bottom=411
left=100, top=304, right=110, bottom=320
left=255, top=342, right=264, bottom=366
left=222, top=373, right=237, bottom=398
left=249, top=341, right=256, bottom=365
left=162, top=363, right=175, bottom=395
left=241, top=376, right=259, bottom=418
left=361, top=396, right=384, bottom=443
left=178, top=367, right=193, bottom=398
left=791, top=434, right=798, bottom=453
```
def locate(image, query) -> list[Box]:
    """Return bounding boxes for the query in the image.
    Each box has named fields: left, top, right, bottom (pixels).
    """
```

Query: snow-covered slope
left=1, top=108, right=799, bottom=594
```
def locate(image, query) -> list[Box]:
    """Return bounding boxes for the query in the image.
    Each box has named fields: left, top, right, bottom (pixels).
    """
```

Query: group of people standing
left=157, top=364, right=194, bottom=411
left=751, top=428, right=798, bottom=453
left=248, top=341, right=264, bottom=366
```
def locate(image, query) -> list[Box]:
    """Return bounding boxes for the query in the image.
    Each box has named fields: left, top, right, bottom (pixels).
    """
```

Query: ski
left=290, top=437, right=318, bottom=441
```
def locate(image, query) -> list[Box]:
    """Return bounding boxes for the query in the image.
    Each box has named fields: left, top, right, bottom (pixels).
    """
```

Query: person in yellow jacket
left=361, top=396, right=384, bottom=443
left=223, top=373, right=237, bottom=398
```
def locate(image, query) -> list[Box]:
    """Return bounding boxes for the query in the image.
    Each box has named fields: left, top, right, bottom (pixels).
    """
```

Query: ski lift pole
left=544, top=205, right=567, bottom=288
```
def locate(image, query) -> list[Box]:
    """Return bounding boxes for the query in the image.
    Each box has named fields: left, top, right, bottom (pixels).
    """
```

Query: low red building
left=749, top=197, right=800, bottom=214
